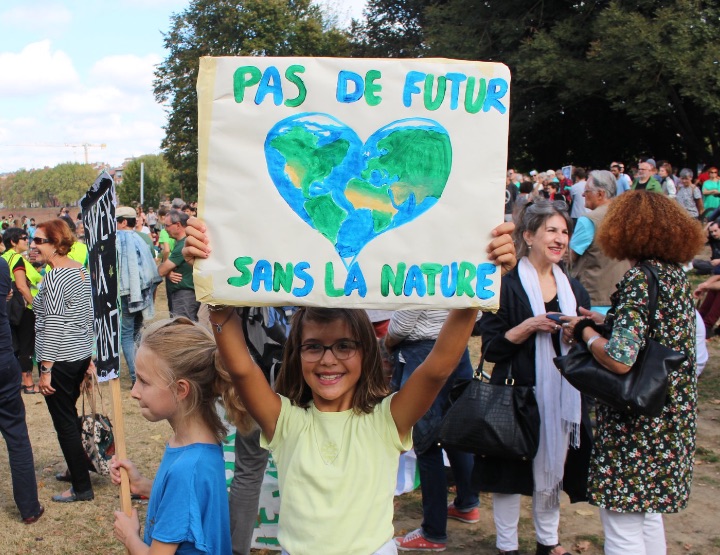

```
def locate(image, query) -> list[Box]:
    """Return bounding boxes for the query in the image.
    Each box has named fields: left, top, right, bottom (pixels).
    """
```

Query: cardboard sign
left=196, top=57, right=510, bottom=309
left=81, top=172, right=120, bottom=381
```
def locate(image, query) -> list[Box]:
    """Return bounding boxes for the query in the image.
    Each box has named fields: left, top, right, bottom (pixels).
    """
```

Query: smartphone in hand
left=546, top=313, right=567, bottom=324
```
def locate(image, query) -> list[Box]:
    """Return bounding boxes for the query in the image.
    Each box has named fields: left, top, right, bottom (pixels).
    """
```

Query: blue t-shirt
left=569, top=216, right=595, bottom=256
left=144, top=443, right=231, bottom=554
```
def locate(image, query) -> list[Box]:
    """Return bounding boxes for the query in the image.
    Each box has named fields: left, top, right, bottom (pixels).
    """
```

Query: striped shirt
left=34, top=267, right=93, bottom=363
left=388, top=309, right=483, bottom=342
left=387, top=310, right=450, bottom=342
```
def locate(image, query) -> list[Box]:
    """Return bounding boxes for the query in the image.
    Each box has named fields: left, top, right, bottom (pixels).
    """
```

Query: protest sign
left=81, top=171, right=119, bottom=381
left=196, top=57, right=510, bottom=310
left=81, top=173, right=131, bottom=529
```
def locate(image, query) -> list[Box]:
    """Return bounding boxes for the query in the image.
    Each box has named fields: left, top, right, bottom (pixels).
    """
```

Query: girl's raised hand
left=487, top=221, right=516, bottom=275
left=182, top=216, right=211, bottom=265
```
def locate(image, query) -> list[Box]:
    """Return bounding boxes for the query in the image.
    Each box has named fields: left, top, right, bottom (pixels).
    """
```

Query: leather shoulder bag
left=438, top=345, right=540, bottom=460
left=554, top=263, right=685, bottom=417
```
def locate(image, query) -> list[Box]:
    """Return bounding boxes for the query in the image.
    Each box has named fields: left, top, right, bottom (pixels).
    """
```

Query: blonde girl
left=183, top=219, right=516, bottom=555
left=111, top=318, right=249, bottom=555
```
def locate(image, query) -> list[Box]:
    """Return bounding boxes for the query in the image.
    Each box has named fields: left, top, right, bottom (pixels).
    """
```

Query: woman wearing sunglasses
left=2, top=228, right=43, bottom=394
left=31, top=219, right=95, bottom=503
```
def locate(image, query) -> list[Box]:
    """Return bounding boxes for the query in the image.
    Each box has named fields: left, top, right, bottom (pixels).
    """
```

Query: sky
left=0, top=0, right=366, bottom=174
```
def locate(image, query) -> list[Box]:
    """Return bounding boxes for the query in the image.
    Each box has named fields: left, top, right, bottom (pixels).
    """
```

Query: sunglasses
left=32, top=237, right=51, bottom=245
left=19, top=235, right=28, bottom=240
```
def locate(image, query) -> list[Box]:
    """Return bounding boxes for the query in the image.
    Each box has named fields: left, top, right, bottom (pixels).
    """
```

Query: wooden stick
left=110, top=378, right=132, bottom=517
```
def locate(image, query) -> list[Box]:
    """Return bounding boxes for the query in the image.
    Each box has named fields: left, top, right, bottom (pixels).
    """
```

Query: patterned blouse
left=589, top=260, right=696, bottom=513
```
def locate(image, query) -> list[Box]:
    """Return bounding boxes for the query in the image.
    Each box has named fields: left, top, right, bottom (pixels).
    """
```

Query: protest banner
left=81, top=172, right=119, bottom=381
left=195, top=57, right=510, bottom=310
left=80, top=173, right=131, bottom=524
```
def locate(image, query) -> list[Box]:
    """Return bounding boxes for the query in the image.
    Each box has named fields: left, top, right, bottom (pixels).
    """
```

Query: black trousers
left=44, top=357, right=93, bottom=495
left=0, top=352, right=42, bottom=519
left=11, top=308, right=35, bottom=374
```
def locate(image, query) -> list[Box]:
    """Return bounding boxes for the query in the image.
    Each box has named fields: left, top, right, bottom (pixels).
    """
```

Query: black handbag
left=7, top=282, right=26, bottom=327
left=554, top=263, right=685, bottom=418
left=438, top=349, right=540, bottom=460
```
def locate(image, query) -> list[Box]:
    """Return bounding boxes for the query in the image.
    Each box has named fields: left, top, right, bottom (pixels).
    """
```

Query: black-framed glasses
left=300, top=340, right=360, bottom=362
left=32, top=237, right=51, bottom=245
left=19, top=235, right=28, bottom=240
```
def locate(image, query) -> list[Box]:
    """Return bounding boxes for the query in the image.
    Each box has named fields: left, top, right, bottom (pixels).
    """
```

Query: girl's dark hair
left=275, top=308, right=389, bottom=413
left=3, top=227, right=26, bottom=250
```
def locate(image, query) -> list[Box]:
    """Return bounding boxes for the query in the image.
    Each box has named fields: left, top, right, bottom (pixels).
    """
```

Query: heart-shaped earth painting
left=265, top=113, right=452, bottom=263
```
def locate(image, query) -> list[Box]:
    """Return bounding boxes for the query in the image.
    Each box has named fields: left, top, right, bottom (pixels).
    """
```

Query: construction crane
left=0, top=142, right=107, bottom=164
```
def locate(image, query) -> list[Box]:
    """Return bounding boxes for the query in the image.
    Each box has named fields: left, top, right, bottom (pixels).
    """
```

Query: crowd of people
left=0, top=158, right=712, bottom=554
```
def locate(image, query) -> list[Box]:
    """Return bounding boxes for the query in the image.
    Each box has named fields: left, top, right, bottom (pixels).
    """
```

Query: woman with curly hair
left=562, top=191, right=705, bottom=555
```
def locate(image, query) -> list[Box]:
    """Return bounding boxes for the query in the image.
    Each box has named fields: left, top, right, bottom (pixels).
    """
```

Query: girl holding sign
left=183, top=218, right=515, bottom=555
left=111, top=318, right=249, bottom=555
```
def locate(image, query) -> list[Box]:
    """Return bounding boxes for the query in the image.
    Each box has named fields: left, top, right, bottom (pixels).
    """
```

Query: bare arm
left=160, top=242, right=171, bottom=262
left=695, top=275, right=720, bottom=297
left=181, top=218, right=281, bottom=439
left=157, top=258, right=177, bottom=278
left=13, top=267, right=33, bottom=305
left=209, top=309, right=281, bottom=440
left=579, top=326, right=631, bottom=375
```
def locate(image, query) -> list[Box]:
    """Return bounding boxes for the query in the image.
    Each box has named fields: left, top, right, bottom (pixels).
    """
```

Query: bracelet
left=586, top=334, right=602, bottom=351
left=210, top=309, right=235, bottom=334
left=39, top=364, right=52, bottom=374
left=207, top=304, right=232, bottom=312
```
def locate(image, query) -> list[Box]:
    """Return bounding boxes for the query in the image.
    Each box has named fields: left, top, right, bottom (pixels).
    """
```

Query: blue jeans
left=393, top=340, right=479, bottom=543
left=120, top=295, right=143, bottom=383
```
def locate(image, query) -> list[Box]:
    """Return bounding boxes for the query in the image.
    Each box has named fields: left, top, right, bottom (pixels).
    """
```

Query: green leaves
left=1, top=163, right=96, bottom=209
left=354, top=0, right=720, bottom=167
left=154, top=0, right=351, bottom=200
left=118, top=155, right=181, bottom=209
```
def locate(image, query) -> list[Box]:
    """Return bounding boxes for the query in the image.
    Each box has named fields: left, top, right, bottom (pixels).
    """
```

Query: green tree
left=350, top=0, right=428, bottom=57
left=355, top=0, right=720, bottom=169
left=154, top=0, right=351, bottom=200
left=49, top=163, right=97, bottom=206
left=118, top=154, right=181, bottom=209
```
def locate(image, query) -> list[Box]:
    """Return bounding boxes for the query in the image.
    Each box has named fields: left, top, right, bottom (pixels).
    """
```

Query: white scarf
left=518, top=256, right=581, bottom=507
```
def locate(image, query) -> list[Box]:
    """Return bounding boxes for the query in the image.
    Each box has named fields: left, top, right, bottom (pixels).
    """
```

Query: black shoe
left=535, top=543, right=568, bottom=555
left=22, top=505, right=44, bottom=524
left=55, top=469, right=71, bottom=482
left=52, top=488, right=94, bottom=503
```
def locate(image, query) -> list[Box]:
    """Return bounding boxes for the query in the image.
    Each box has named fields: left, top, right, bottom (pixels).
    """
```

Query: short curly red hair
left=597, top=191, right=705, bottom=263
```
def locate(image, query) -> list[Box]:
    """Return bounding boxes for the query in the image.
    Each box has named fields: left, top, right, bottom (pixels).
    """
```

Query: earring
left=527, top=243, right=532, bottom=250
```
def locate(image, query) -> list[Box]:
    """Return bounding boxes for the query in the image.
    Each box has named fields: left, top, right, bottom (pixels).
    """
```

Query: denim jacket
left=117, top=231, right=161, bottom=316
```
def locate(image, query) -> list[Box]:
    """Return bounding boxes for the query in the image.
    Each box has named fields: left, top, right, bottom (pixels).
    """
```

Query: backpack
left=240, top=307, right=295, bottom=386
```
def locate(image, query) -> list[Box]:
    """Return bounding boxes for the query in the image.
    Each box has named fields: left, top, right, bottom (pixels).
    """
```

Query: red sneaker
left=447, top=502, right=480, bottom=523
left=395, top=528, right=447, bottom=552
